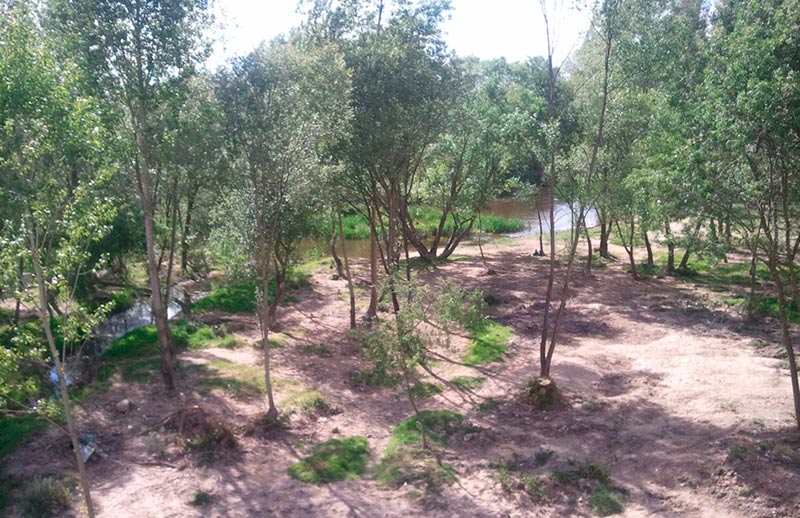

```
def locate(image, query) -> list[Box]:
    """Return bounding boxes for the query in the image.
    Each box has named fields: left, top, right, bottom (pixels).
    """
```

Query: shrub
left=22, top=477, right=71, bottom=517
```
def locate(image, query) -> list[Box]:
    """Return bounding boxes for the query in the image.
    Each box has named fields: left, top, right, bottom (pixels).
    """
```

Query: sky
left=209, top=0, right=593, bottom=68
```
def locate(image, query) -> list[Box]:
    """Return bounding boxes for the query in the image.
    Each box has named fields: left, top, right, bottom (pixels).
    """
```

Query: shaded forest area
left=1, top=0, right=799, bottom=516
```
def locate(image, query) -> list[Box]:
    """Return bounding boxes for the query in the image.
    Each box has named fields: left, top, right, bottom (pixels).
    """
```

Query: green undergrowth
left=283, top=388, right=329, bottom=413
left=288, top=436, right=370, bottom=484
left=193, top=274, right=307, bottom=314
left=21, top=476, right=72, bottom=517
left=340, top=208, right=524, bottom=240
left=102, top=321, right=233, bottom=360
left=549, top=460, right=626, bottom=516
left=449, top=375, right=485, bottom=390
left=463, top=320, right=513, bottom=365
left=0, top=415, right=48, bottom=459
left=408, top=382, right=443, bottom=399
left=375, top=410, right=466, bottom=489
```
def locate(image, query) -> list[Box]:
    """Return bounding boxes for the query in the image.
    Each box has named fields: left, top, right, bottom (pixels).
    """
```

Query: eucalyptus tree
left=707, top=0, right=800, bottom=426
left=49, top=0, right=212, bottom=391
left=217, top=40, right=351, bottom=420
left=0, top=4, right=117, bottom=514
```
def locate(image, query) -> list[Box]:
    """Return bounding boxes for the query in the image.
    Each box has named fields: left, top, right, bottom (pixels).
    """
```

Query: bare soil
left=4, top=237, right=800, bottom=517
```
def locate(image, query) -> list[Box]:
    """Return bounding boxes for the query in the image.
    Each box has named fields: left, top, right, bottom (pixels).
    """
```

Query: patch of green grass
left=728, top=443, right=747, bottom=461
left=288, top=436, right=370, bottom=484
left=580, top=461, right=610, bottom=484
left=375, top=410, right=465, bottom=488
left=283, top=388, right=329, bottom=413
left=0, top=415, right=48, bottom=459
left=21, top=476, right=71, bottom=517
left=340, top=208, right=524, bottom=240
left=194, top=274, right=308, bottom=315
left=463, top=320, right=513, bottom=365
left=193, top=281, right=258, bottom=314
left=449, top=376, right=485, bottom=390
left=190, top=490, right=212, bottom=506
left=388, top=410, right=465, bottom=450
left=184, top=325, right=236, bottom=350
left=590, top=484, right=625, bottom=516
left=103, top=321, right=235, bottom=360
left=479, top=215, right=526, bottom=234
left=408, top=382, right=443, bottom=399
left=524, top=475, right=548, bottom=502
left=550, top=469, right=582, bottom=483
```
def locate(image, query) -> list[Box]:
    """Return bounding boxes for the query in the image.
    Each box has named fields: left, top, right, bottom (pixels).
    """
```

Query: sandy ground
left=3, top=236, right=800, bottom=517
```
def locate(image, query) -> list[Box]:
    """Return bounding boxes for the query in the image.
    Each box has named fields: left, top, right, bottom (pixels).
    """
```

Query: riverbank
left=1, top=236, right=798, bottom=517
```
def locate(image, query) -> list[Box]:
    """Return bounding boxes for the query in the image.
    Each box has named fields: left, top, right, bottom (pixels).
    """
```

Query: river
left=324, top=195, right=598, bottom=259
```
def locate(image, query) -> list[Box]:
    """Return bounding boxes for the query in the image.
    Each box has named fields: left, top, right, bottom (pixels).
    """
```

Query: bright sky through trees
left=210, top=0, right=592, bottom=68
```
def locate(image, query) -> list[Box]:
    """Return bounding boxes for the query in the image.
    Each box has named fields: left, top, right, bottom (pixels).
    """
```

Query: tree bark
left=367, top=199, right=379, bottom=320
left=616, top=219, right=638, bottom=280
left=257, top=232, right=278, bottom=420
left=337, top=211, right=357, bottom=329
left=599, top=214, right=610, bottom=259
left=134, top=100, right=176, bottom=391
left=642, top=228, right=654, bottom=269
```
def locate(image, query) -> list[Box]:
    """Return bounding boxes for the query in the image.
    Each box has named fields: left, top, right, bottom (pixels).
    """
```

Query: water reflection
left=486, top=197, right=598, bottom=238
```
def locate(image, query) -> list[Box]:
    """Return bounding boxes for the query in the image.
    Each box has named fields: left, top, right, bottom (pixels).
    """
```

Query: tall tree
left=0, top=4, right=116, bottom=514
left=217, top=40, right=351, bottom=419
left=50, top=0, right=212, bottom=391
left=707, top=0, right=800, bottom=426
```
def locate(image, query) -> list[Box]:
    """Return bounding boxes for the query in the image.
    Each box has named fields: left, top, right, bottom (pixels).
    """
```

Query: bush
left=590, top=484, right=624, bottom=516
left=22, top=477, right=71, bottom=517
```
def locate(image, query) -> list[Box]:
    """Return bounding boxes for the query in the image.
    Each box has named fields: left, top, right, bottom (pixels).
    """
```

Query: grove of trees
left=1, top=0, right=798, bottom=513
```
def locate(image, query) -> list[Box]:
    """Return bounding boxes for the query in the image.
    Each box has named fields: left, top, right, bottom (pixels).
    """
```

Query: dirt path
left=4, top=237, right=799, bottom=517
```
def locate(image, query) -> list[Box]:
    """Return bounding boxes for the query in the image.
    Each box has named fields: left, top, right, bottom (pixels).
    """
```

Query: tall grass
left=340, top=207, right=524, bottom=240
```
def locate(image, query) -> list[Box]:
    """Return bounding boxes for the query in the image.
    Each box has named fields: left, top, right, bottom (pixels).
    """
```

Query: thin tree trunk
left=330, top=219, right=345, bottom=279
left=134, top=100, right=176, bottom=391
left=642, top=228, right=653, bottom=269
left=539, top=7, right=612, bottom=378
left=747, top=227, right=761, bottom=319
left=180, top=188, right=197, bottom=274
left=14, top=256, right=23, bottom=325
left=337, top=211, right=356, bottom=329
left=535, top=198, right=545, bottom=254
left=29, top=230, right=96, bottom=518
left=774, top=274, right=800, bottom=428
left=584, top=220, right=593, bottom=275
left=257, top=242, right=278, bottom=420
left=599, top=213, right=610, bottom=259
left=678, top=217, right=704, bottom=271
left=615, top=219, right=638, bottom=280
left=367, top=199, right=379, bottom=320
left=664, top=220, right=675, bottom=273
